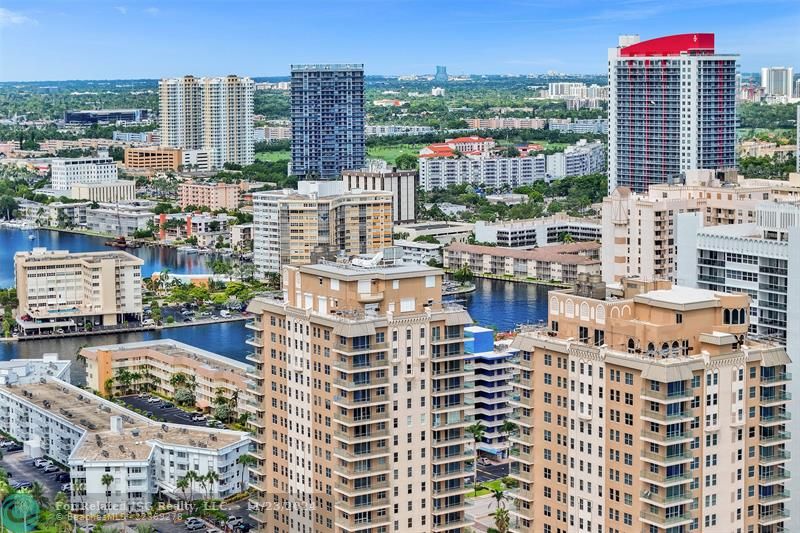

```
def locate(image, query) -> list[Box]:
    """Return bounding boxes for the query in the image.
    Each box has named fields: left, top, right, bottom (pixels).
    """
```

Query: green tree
left=237, top=454, right=257, bottom=493
left=466, top=422, right=486, bottom=495
left=394, top=153, right=418, bottom=170
left=176, top=476, right=190, bottom=503
left=492, top=506, right=511, bottom=533
left=205, top=471, right=220, bottom=500
left=101, top=473, right=114, bottom=511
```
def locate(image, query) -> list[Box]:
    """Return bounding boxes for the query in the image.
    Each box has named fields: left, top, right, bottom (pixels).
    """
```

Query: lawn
left=255, top=150, right=291, bottom=162
left=367, top=143, right=425, bottom=164
left=469, top=478, right=506, bottom=498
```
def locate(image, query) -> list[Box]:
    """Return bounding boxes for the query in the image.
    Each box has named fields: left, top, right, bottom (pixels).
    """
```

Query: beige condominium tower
left=507, top=276, right=791, bottom=533
left=245, top=252, right=475, bottom=532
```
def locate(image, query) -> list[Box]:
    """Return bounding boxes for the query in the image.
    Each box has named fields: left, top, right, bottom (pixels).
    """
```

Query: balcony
left=432, top=448, right=473, bottom=465
left=332, top=358, right=389, bottom=372
left=641, top=430, right=693, bottom=444
left=760, top=489, right=791, bottom=504
left=336, top=514, right=391, bottom=532
left=432, top=498, right=472, bottom=514
left=334, top=341, right=389, bottom=356
left=641, top=387, right=694, bottom=403
left=334, top=446, right=391, bottom=461
left=761, top=431, right=792, bottom=444
left=432, top=415, right=474, bottom=430
left=641, top=408, right=693, bottom=423
left=334, top=393, right=389, bottom=408
left=761, top=372, right=792, bottom=385
left=759, top=509, right=790, bottom=526
left=336, top=458, right=390, bottom=478
left=334, top=428, right=389, bottom=444
left=333, top=410, right=389, bottom=426
left=760, top=412, right=791, bottom=426
left=639, top=469, right=692, bottom=486
left=334, top=479, right=390, bottom=496
left=245, top=352, right=263, bottom=364
left=640, top=489, right=692, bottom=506
left=245, top=336, right=263, bottom=348
left=640, top=511, right=692, bottom=527
left=760, top=469, right=790, bottom=485
left=334, top=497, right=390, bottom=513
left=333, top=376, right=389, bottom=390
left=357, top=292, right=383, bottom=304
left=761, top=391, right=792, bottom=406
left=432, top=464, right=473, bottom=481
left=431, top=517, right=473, bottom=532
left=640, top=449, right=693, bottom=465
left=760, top=450, right=791, bottom=466
left=432, top=483, right=473, bottom=497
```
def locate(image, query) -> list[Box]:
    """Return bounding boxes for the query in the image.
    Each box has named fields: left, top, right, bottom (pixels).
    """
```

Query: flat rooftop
left=15, top=248, right=143, bottom=264
left=301, top=260, right=440, bottom=280
left=0, top=379, right=246, bottom=461
left=81, top=339, right=251, bottom=372
left=398, top=222, right=473, bottom=231
left=636, top=286, right=723, bottom=306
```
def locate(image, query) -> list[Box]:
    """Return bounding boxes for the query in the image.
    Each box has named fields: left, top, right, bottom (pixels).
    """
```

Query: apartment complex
left=80, top=340, right=254, bottom=415
left=545, top=140, right=605, bottom=179
left=420, top=154, right=547, bottom=190
left=50, top=155, right=118, bottom=192
left=601, top=171, right=800, bottom=283
left=465, top=117, right=547, bottom=130
left=676, top=201, right=800, bottom=359
left=245, top=258, right=475, bottom=532
left=14, top=248, right=143, bottom=329
left=71, top=180, right=136, bottom=203
left=608, top=34, right=737, bottom=192
left=178, top=180, right=243, bottom=210
left=0, top=364, right=251, bottom=513
left=395, top=221, right=475, bottom=244
left=465, top=326, right=517, bottom=458
left=86, top=200, right=155, bottom=236
left=760, top=67, right=794, bottom=98
left=547, top=118, right=609, bottom=135
left=159, top=75, right=254, bottom=169
left=444, top=242, right=601, bottom=284
left=123, top=146, right=183, bottom=171
left=290, top=64, right=366, bottom=178
left=507, top=277, right=791, bottom=533
left=342, top=168, right=418, bottom=224
left=252, top=181, right=393, bottom=274
left=155, top=212, right=235, bottom=247
left=474, top=214, right=602, bottom=248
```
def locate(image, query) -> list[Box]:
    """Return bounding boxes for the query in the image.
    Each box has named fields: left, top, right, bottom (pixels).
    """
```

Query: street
left=476, top=461, right=509, bottom=483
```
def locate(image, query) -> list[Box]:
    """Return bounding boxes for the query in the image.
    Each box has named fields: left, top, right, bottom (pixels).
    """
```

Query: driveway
left=476, top=461, right=508, bottom=483
left=119, top=395, right=211, bottom=427
left=1, top=449, right=66, bottom=501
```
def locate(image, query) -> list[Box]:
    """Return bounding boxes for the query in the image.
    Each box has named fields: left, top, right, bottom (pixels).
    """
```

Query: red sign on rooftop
left=620, top=33, right=715, bottom=57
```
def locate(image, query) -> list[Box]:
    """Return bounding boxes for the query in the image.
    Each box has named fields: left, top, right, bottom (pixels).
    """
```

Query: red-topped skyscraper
left=608, top=34, right=738, bottom=193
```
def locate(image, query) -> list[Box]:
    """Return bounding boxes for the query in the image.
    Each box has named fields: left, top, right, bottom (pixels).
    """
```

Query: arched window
left=596, top=305, right=606, bottom=324
left=550, top=296, right=559, bottom=315
left=724, top=309, right=731, bottom=324
left=661, top=343, right=669, bottom=357
left=580, top=302, right=590, bottom=321
left=672, top=341, right=680, bottom=356
left=627, top=338, right=636, bottom=353
left=565, top=299, right=574, bottom=318
left=739, top=309, right=746, bottom=324
left=647, top=342, right=655, bottom=357
left=731, top=310, right=739, bottom=324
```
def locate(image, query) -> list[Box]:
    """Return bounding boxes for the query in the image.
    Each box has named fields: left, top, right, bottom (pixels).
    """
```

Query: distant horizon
left=0, top=0, right=797, bottom=82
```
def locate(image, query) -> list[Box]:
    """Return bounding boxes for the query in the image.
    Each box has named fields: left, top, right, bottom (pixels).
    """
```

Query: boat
left=28, top=234, right=35, bottom=240
left=104, top=236, right=139, bottom=249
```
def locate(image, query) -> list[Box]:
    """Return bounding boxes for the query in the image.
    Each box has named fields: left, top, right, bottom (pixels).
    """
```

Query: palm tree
left=205, top=471, right=220, bottom=500
left=197, top=474, right=207, bottom=500
left=466, top=422, right=486, bottom=496
left=500, top=419, right=518, bottom=458
left=186, top=470, right=199, bottom=501
left=237, top=454, right=257, bottom=493
left=103, top=378, right=115, bottom=398
left=492, top=506, right=511, bottom=533
left=101, top=473, right=114, bottom=511
left=490, top=486, right=507, bottom=509
left=176, top=476, right=190, bottom=503
left=115, top=368, right=133, bottom=393
left=30, top=481, right=48, bottom=508
left=170, top=372, right=188, bottom=389
left=14, top=488, right=37, bottom=532
left=72, top=481, right=87, bottom=530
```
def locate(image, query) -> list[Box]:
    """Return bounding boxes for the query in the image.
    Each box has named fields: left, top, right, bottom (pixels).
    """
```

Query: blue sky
left=0, top=0, right=798, bottom=81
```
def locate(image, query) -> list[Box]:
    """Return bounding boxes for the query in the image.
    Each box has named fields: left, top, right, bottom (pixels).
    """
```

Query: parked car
left=61, top=483, right=71, bottom=492
left=161, top=401, right=174, bottom=408
left=186, top=523, right=204, bottom=531
left=55, top=473, right=70, bottom=482
left=226, top=517, right=243, bottom=528
left=34, top=459, right=52, bottom=469
left=12, top=481, right=32, bottom=489
left=43, top=464, right=60, bottom=473
left=147, top=396, right=161, bottom=403
left=478, top=457, right=491, bottom=466
left=206, top=420, right=223, bottom=428
left=0, top=440, right=16, bottom=448
left=191, top=414, right=206, bottom=422
left=219, top=310, right=231, bottom=318
left=6, top=444, right=22, bottom=452
left=233, top=523, right=251, bottom=532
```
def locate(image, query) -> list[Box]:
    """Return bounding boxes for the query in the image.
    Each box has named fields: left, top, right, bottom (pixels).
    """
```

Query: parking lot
left=475, top=460, right=509, bottom=483
left=1, top=448, right=67, bottom=500
left=119, top=395, right=216, bottom=427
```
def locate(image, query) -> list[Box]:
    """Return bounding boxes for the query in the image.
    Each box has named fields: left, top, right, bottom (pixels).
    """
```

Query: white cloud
left=0, top=8, right=35, bottom=27
left=144, top=7, right=160, bottom=15
left=115, top=6, right=128, bottom=15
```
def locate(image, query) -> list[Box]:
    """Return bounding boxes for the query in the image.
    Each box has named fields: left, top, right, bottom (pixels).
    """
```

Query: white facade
left=86, top=200, right=155, bottom=236
left=159, top=75, right=254, bottom=169
left=51, top=156, right=118, bottom=191
left=342, top=169, right=417, bottom=224
left=393, top=239, right=442, bottom=265
left=761, top=67, right=794, bottom=97
left=544, top=140, right=605, bottom=179
left=547, top=118, right=609, bottom=134
left=365, top=125, right=434, bottom=136
left=475, top=214, right=601, bottom=247
left=420, top=154, right=546, bottom=190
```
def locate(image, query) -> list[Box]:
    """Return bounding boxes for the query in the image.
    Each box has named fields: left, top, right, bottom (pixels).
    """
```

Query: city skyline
left=0, top=0, right=797, bottom=81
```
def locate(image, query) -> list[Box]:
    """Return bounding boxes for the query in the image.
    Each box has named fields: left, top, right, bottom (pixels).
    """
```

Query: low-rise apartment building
left=545, top=139, right=605, bottom=179
left=506, top=277, right=791, bottom=533
left=230, top=223, right=253, bottom=252
left=123, top=147, right=182, bottom=172
left=18, top=199, right=90, bottom=228
left=14, top=248, right=143, bottom=330
left=178, top=180, right=244, bottom=210
left=80, top=340, right=254, bottom=415
left=601, top=170, right=800, bottom=284
left=51, top=155, right=118, bottom=192
left=395, top=221, right=475, bottom=244
left=252, top=181, right=393, bottom=274
left=474, top=214, right=602, bottom=247
left=0, top=367, right=250, bottom=514
left=465, top=117, right=547, bottom=130
left=155, top=212, right=235, bottom=247
left=419, top=153, right=547, bottom=191
left=444, top=242, right=601, bottom=284
left=86, top=200, right=156, bottom=236
left=393, top=239, right=443, bottom=265
left=71, top=180, right=136, bottom=203
left=244, top=257, right=475, bottom=532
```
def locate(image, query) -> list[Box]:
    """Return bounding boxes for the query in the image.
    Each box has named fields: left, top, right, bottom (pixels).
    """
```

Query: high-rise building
left=245, top=258, right=475, bottom=532
left=435, top=65, right=448, bottom=82
left=608, top=33, right=737, bottom=193
left=290, top=64, right=365, bottom=178
left=252, top=181, right=393, bottom=274
left=760, top=66, right=794, bottom=97
left=507, top=277, right=791, bottom=533
left=342, top=167, right=418, bottom=224
left=159, top=75, right=254, bottom=169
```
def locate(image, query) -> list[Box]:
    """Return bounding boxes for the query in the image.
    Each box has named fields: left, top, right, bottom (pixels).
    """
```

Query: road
left=476, top=461, right=508, bottom=483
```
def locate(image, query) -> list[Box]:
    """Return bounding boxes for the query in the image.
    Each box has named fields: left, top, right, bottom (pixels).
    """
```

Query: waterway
left=0, top=227, right=213, bottom=286
left=0, top=227, right=551, bottom=373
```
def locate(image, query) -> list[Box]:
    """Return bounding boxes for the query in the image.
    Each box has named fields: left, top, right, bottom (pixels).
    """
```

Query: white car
left=191, top=414, right=206, bottom=422
left=226, top=517, right=243, bottom=527
left=147, top=397, right=161, bottom=403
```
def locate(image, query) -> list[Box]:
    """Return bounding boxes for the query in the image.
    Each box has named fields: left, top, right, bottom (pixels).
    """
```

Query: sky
left=0, top=0, right=798, bottom=81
